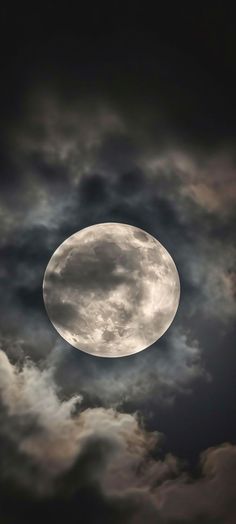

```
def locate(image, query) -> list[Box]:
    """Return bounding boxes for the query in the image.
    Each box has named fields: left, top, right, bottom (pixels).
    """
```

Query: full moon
left=43, top=223, right=180, bottom=357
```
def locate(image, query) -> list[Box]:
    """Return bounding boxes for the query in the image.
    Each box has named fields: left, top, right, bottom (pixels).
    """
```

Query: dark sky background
left=0, top=4, right=236, bottom=523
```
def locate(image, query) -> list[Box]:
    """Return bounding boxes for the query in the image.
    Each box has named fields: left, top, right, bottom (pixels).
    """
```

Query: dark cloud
left=79, top=173, right=109, bottom=205
left=0, top=351, right=235, bottom=523
left=0, top=94, right=234, bottom=402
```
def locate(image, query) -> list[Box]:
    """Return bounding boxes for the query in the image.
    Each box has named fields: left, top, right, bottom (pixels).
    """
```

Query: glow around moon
left=43, top=223, right=180, bottom=357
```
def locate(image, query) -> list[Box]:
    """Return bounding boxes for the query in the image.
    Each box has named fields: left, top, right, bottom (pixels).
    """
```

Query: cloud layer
left=1, top=97, right=235, bottom=404
left=0, top=103, right=235, bottom=522
left=0, top=350, right=236, bottom=523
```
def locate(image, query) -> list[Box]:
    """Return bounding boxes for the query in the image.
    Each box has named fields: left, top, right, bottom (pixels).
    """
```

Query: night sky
left=0, top=4, right=236, bottom=523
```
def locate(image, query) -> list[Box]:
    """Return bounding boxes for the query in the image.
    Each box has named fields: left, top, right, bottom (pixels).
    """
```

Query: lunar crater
left=43, top=223, right=180, bottom=357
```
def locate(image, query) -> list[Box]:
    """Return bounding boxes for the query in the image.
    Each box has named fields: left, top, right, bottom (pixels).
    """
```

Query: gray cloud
left=0, top=349, right=81, bottom=492
left=0, top=350, right=235, bottom=523
left=1, top=94, right=235, bottom=407
left=0, top=92, right=235, bottom=524
left=1, top=96, right=235, bottom=326
left=52, top=327, right=205, bottom=407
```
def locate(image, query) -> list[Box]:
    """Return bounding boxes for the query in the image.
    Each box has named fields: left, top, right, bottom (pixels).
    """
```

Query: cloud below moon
left=0, top=349, right=236, bottom=524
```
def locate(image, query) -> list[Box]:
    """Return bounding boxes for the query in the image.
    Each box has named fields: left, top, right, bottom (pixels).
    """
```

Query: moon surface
left=43, top=223, right=180, bottom=357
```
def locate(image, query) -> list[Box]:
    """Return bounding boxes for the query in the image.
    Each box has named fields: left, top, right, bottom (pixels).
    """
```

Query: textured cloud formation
left=0, top=94, right=235, bottom=524
left=0, top=350, right=235, bottom=523
left=1, top=7, right=236, bottom=522
left=0, top=349, right=81, bottom=491
left=1, top=95, right=235, bottom=411
left=1, top=324, right=205, bottom=409
left=52, top=327, right=205, bottom=406
left=1, top=96, right=235, bottom=324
